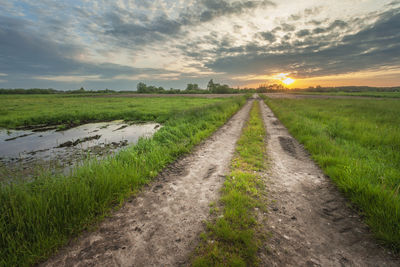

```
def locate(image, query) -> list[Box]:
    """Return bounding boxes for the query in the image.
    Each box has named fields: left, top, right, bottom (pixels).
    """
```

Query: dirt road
left=42, top=100, right=253, bottom=267
left=41, top=98, right=400, bottom=266
left=258, top=101, right=400, bottom=266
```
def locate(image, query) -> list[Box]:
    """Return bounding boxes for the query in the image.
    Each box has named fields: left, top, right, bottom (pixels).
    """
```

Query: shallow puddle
left=0, top=121, right=161, bottom=180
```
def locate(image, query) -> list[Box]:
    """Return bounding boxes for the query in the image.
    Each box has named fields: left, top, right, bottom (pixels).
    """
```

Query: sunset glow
left=0, top=1, right=399, bottom=90
left=282, top=78, right=295, bottom=86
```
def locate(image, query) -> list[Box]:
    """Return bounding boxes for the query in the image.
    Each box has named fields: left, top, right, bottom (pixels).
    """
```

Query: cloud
left=34, top=75, right=106, bottom=83
left=313, top=20, right=348, bottom=34
left=0, top=0, right=399, bottom=89
left=206, top=8, right=400, bottom=79
left=281, top=23, right=296, bottom=32
left=259, top=31, right=276, bottom=42
left=101, top=0, right=275, bottom=48
left=296, top=29, right=311, bottom=37
left=197, top=0, right=275, bottom=22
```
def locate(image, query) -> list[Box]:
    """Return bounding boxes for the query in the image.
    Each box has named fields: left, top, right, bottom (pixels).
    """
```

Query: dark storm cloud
left=206, top=8, right=400, bottom=78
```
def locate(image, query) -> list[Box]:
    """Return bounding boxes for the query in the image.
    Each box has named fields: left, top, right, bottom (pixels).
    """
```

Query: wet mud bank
left=258, top=101, right=400, bottom=266
left=0, top=121, right=160, bottom=181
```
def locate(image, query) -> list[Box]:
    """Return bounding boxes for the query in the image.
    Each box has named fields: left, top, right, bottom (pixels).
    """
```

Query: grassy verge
left=192, top=101, right=267, bottom=266
left=0, top=96, right=247, bottom=267
left=0, top=94, right=231, bottom=128
left=289, top=91, right=400, bottom=98
left=263, top=96, right=400, bottom=251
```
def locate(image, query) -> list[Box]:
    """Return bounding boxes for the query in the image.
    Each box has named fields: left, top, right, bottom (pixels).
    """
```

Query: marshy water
left=0, top=121, right=161, bottom=180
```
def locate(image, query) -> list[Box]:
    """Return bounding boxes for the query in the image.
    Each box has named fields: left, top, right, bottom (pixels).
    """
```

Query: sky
left=0, top=0, right=399, bottom=90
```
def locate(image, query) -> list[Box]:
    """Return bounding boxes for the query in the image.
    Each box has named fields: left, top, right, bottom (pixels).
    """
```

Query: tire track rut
left=259, top=101, right=400, bottom=266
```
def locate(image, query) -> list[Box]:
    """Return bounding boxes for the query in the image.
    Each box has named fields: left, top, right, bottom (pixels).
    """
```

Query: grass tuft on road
left=264, top=96, right=400, bottom=251
left=192, top=101, right=267, bottom=267
left=0, top=96, right=246, bottom=267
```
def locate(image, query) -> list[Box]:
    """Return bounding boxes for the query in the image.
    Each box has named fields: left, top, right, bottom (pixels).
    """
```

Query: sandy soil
left=41, top=100, right=253, bottom=267
left=258, top=100, right=400, bottom=266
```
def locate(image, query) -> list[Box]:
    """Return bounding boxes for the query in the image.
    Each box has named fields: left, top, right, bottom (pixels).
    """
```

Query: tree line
left=136, top=80, right=242, bottom=94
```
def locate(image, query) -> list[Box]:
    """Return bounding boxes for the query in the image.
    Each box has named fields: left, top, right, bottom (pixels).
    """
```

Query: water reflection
left=0, top=121, right=161, bottom=180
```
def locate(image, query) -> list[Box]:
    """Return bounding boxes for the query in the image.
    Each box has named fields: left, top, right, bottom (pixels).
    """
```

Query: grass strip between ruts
left=192, top=100, right=268, bottom=266
left=0, top=96, right=247, bottom=267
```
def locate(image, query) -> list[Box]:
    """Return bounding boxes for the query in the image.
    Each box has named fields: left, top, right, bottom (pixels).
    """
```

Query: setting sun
left=282, top=77, right=295, bottom=85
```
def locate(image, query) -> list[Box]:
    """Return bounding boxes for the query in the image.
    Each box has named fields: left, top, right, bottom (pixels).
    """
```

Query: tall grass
left=192, top=101, right=267, bottom=266
left=290, top=91, right=400, bottom=98
left=0, top=96, right=246, bottom=267
left=264, top=97, right=400, bottom=251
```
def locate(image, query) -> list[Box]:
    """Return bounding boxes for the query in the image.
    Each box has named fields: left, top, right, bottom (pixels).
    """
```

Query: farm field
left=0, top=94, right=236, bottom=129
left=1, top=95, right=400, bottom=266
left=264, top=96, right=400, bottom=250
left=0, top=94, right=247, bottom=266
left=290, top=91, right=400, bottom=98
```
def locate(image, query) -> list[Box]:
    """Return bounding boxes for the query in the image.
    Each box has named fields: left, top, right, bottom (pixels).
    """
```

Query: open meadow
left=0, top=94, right=236, bottom=129
left=289, top=91, right=400, bottom=98
left=0, top=94, right=247, bottom=266
left=1, top=94, right=400, bottom=266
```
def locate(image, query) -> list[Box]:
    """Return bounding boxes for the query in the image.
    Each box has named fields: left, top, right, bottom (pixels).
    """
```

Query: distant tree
left=186, top=83, right=199, bottom=91
left=186, top=83, right=193, bottom=90
left=207, top=79, right=215, bottom=91
left=137, top=82, right=147, bottom=93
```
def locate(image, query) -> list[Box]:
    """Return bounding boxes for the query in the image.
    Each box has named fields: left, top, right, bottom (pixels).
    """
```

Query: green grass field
left=0, top=94, right=231, bottom=128
left=0, top=95, right=247, bottom=267
left=290, top=91, right=400, bottom=98
left=264, top=97, right=400, bottom=251
left=192, top=101, right=268, bottom=266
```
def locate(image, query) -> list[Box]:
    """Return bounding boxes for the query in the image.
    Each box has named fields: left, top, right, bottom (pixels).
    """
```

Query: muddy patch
left=57, top=135, right=102, bottom=148
left=204, top=165, right=217, bottom=179
left=278, top=136, right=297, bottom=158
left=0, top=121, right=160, bottom=181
